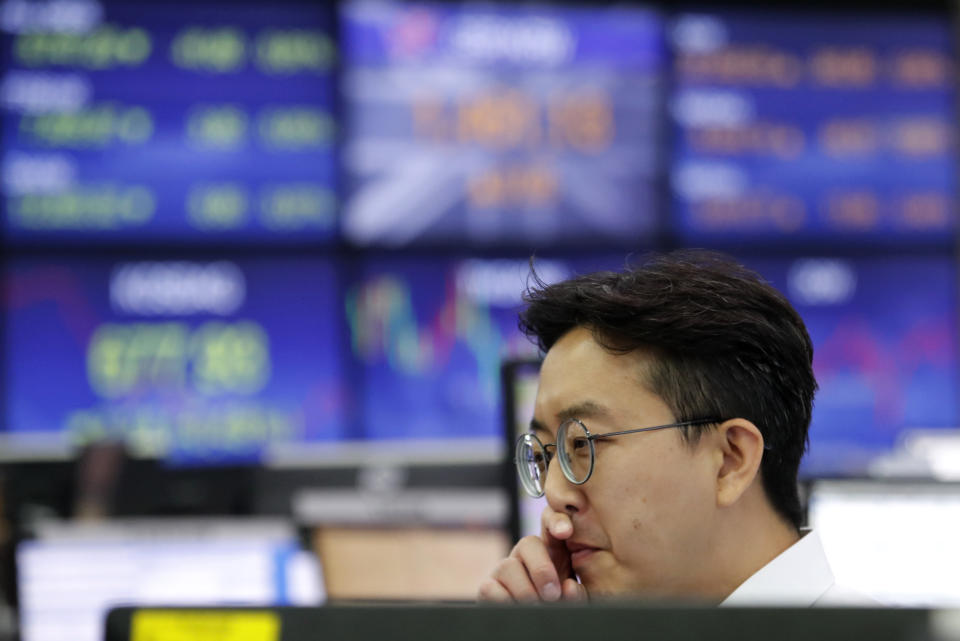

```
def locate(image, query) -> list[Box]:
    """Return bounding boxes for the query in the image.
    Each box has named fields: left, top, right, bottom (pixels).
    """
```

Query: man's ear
left=714, top=418, right=765, bottom=508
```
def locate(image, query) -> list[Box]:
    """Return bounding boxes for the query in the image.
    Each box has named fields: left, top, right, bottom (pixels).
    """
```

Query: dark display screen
left=1, top=1, right=337, bottom=243
left=4, top=257, right=350, bottom=463
left=671, top=12, right=955, bottom=243
left=746, top=255, right=959, bottom=475
left=340, top=0, right=664, bottom=248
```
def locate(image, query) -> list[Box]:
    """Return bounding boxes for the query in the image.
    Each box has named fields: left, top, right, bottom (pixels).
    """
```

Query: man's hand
left=477, top=509, right=588, bottom=602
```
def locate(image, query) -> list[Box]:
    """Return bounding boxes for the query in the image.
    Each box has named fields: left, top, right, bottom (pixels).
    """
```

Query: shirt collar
left=720, top=529, right=835, bottom=607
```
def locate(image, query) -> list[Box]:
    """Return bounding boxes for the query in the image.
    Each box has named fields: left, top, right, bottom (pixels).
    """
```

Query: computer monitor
left=340, top=0, right=665, bottom=248
left=104, top=604, right=934, bottom=641
left=671, top=10, right=954, bottom=246
left=16, top=518, right=322, bottom=641
left=501, top=358, right=545, bottom=542
left=2, top=0, right=338, bottom=244
left=314, top=526, right=507, bottom=601
left=4, top=255, right=351, bottom=465
left=346, top=254, right=621, bottom=447
left=807, top=479, right=960, bottom=607
left=743, top=254, right=959, bottom=477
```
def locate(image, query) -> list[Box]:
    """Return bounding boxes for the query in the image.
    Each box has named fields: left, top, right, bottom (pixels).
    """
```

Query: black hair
left=520, top=250, right=816, bottom=529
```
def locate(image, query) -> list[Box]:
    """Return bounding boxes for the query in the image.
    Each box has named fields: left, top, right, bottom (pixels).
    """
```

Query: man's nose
left=543, top=455, right=585, bottom=515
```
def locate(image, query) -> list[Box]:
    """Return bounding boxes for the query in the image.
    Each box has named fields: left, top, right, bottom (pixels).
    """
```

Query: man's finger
left=510, top=536, right=562, bottom=601
left=539, top=508, right=574, bottom=582
left=561, top=578, right=588, bottom=602
left=492, top=556, right=540, bottom=602
left=477, top=578, right=513, bottom=603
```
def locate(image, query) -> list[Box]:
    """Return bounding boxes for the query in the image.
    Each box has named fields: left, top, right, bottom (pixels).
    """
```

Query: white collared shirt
left=720, top=530, right=876, bottom=607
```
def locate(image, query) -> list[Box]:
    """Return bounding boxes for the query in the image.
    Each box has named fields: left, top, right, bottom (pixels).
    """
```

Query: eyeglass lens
left=516, top=434, right=548, bottom=497
left=558, top=419, right=593, bottom=484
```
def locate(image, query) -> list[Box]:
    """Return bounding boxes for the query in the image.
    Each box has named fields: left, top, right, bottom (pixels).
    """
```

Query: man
left=478, top=250, right=865, bottom=606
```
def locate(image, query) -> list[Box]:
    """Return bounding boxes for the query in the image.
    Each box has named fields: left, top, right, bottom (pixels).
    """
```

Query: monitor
left=3, top=256, right=351, bottom=463
left=17, top=518, right=322, bottom=641
left=671, top=11, right=955, bottom=244
left=293, top=480, right=509, bottom=601
left=745, top=254, right=959, bottom=476
left=104, top=604, right=934, bottom=641
left=340, top=0, right=665, bottom=248
left=808, top=480, right=960, bottom=606
left=501, top=358, right=545, bottom=541
left=1, top=0, right=337, bottom=243
left=346, top=255, right=621, bottom=446
left=314, top=526, right=507, bottom=601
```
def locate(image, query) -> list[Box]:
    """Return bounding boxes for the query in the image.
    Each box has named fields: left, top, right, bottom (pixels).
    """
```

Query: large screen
left=346, top=255, right=622, bottom=442
left=4, top=256, right=350, bottom=462
left=1, top=0, right=337, bottom=243
left=671, top=12, right=955, bottom=243
left=340, top=0, right=664, bottom=248
left=746, top=255, right=959, bottom=475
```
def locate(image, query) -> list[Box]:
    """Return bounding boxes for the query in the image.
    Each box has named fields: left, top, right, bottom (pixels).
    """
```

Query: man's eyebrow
left=528, top=401, right=612, bottom=434
left=529, top=418, right=549, bottom=434
left=556, top=400, right=611, bottom=423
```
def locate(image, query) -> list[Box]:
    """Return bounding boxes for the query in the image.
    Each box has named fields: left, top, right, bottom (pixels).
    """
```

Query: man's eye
left=533, top=450, right=553, bottom=465
left=572, top=438, right=589, bottom=451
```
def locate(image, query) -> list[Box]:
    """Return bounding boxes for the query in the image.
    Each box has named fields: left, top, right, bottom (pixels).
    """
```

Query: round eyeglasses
left=514, top=417, right=721, bottom=498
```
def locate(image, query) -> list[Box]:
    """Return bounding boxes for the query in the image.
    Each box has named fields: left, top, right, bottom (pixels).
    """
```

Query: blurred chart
left=346, top=255, right=623, bottom=440
left=747, top=255, right=959, bottom=475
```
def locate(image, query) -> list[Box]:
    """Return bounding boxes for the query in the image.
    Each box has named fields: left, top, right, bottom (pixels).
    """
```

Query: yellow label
left=131, top=610, right=280, bottom=641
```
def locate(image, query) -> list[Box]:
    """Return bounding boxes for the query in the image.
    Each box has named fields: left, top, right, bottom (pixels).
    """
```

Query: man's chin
left=576, top=568, right=660, bottom=602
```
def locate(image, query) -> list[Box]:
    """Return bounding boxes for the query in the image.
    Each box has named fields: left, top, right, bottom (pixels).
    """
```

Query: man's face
left=532, top=326, right=721, bottom=599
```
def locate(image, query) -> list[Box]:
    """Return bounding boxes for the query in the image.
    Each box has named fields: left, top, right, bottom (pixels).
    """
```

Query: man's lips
left=566, top=541, right=601, bottom=565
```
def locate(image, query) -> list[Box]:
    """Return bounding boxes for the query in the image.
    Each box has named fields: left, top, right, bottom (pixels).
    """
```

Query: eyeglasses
left=514, top=417, right=721, bottom=498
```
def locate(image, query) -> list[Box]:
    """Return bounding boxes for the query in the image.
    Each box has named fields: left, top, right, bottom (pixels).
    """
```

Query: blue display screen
left=1, top=1, right=337, bottom=243
left=340, top=0, right=664, bottom=248
left=746, top=255, right=959, bottom=475
left=4, top=257, right=350, bottom=463
left=346, top=255, right=623, bottom=440
left=671, top=12, right=956, bottom=243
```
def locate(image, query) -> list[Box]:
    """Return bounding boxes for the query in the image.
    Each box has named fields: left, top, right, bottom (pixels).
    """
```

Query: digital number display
left=746, top=255, right=959, bottom=475
left=1, top=0, right=337, bottom=243
left=340, top=1, right=664, bottom=247
left=671, top=13, right=955, bottom=243
left=4, top=257, right=350, bottom=463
